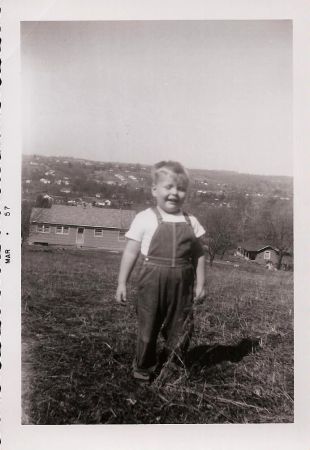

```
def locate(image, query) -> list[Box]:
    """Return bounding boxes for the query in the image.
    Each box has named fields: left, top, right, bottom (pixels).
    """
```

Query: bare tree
left=203, top=207, right=237, bottom=266
left=22, top=200, right=47, bottom=245
left=35, top=194, right=53, bottom=208
left=21, top=200, right=34, bottom=244
left=260, top=200, right=293, bottom=269
left=234, top=193, right=253, bottom=242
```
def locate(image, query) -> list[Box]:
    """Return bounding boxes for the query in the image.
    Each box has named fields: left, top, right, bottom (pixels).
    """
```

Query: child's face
left=152, top=171, right=188, bottom=213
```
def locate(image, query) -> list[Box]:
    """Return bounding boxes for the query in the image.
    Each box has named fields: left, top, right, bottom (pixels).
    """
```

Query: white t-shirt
left=125, top=207, right=206, bottom=256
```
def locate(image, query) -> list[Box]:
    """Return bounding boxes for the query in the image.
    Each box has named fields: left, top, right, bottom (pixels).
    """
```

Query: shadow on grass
left=185, top=337, right=261, bottom=371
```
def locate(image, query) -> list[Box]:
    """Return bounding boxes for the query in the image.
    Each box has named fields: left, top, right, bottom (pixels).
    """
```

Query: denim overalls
left=134, top=207, right=203, bottom=379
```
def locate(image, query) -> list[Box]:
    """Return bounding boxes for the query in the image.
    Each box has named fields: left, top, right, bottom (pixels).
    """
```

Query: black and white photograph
left=21, top=19, right=293, bottom=424
left=2, top=2, right=310, bottom=450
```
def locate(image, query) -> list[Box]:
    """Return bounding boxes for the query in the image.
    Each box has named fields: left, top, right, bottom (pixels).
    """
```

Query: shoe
left=132, top=370, right=150, bottom=382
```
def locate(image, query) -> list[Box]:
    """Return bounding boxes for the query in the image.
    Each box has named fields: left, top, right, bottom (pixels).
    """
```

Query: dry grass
left=21, top=246, right=293, bottom=424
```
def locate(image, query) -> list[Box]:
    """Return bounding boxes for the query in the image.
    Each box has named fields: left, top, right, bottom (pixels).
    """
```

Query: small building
left=28, top=204, right=136, bottom=250
left=40, top=178, right=51, bottom=184
left=236, top=241, right=293, bottom=270
left=93, top=200, right=111, bottom=207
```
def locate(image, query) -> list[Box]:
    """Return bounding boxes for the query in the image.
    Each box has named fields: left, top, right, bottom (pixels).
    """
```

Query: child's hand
left=115, top=284, right=127, bottom=305
left=194, top=285, right=206, bottom=304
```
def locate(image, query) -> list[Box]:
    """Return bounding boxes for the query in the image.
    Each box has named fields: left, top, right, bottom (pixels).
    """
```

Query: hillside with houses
left=22, top=154, right=292, bottom=210
left=22, top=154, right=293, bottom=269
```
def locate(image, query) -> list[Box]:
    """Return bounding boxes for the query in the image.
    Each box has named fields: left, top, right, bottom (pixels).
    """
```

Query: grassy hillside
left=22, top=247, right=293, bottom=424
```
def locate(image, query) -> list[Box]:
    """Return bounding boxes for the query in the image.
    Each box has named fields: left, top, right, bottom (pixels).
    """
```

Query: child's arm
left=115, top=239, right=141, bottom=304
left=194, top=254, right=206, bottom=302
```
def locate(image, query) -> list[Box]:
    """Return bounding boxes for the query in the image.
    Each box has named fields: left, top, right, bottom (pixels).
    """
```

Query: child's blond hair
left=151, top=161, right=190, bottom=188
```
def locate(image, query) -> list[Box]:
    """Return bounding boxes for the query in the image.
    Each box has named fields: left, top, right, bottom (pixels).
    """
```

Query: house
left=236, top=240, right=292, bottom=269
left=115, top=174, right=125, bottom=181
left=93, top=200, right=111, bottom=207
left=28, top=204, right=136, bottom=250
left=40, top=178, right=51, bottom=184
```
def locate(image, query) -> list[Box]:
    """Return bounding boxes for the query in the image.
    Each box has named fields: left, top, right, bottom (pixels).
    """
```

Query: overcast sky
left=21, top=20, right=292, bottom=176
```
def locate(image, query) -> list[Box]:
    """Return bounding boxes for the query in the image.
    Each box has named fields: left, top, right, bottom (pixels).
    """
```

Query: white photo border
left=2, top=1, right=310, bottom=450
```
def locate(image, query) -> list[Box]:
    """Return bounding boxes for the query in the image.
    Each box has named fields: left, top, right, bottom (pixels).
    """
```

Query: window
left=118, top=231, right=126, bottom=241
left=37, top=224, right=50, bottom=233
left=264, top=251, right=271, bottom=260
left=94, top=228, right=103, bottom=237
left=56, top=225, right=70, bottom=234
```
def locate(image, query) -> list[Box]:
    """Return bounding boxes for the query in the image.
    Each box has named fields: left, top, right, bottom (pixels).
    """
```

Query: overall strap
left=183, top=211, right=192, bottom=228
left=152, top=206, right=163, bottom=224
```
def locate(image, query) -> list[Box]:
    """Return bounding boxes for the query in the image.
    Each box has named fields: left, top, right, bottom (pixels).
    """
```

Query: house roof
left=238, top=240, right=278, bottom=252
left=238, top=240, right=292, bottom=256
left=256, top=246, right=279, bottom=254
left=30, top=205, right=136, bottom=229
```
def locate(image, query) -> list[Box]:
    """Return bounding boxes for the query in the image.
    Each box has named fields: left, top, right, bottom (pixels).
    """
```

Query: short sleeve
left=125, top=212, right=146, bottom=242
left=189, top=215, right=206, bottom=239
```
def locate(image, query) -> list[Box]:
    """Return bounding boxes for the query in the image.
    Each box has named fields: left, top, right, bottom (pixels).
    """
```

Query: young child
left=115, top=160, right=206, bottom=381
